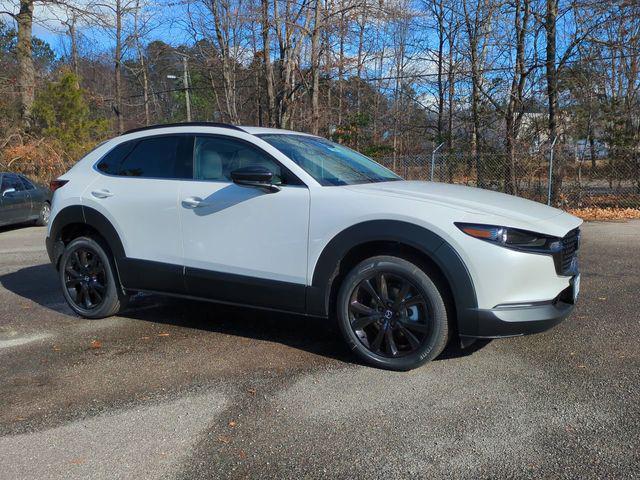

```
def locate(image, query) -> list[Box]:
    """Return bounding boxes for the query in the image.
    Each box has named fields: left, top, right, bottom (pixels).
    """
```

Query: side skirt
left=118, top=257, right=308, bottom=315
left=129, top=289, right=326, bottom=318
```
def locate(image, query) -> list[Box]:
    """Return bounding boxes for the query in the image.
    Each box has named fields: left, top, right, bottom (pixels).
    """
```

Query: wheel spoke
left=385, top=328, right=398, bottom=356
left=397, top=323, right=421, bottom=349
left=72, top=251, right=83, bottom=272
left=350, top=300, right=375, bottom=316
left=351, top=314, right=379, bottom=330
left=362, top=279, right=384, bottom=306
left=79, top=250, right=89, bottom=269
left=90, top=285, right=103, bottom=303
left=65, top=265, right=82, bottom=279
left=393, top=281, right=411, bottom=310
left=65, top=279, right=79, bottom=288
left=370, top=326, right=386, bottom=353
left=378, top=274, right=389, bottom=302
left=78, top=283, right=91, bottom=309
left=399, top=319, right=429, bottom=334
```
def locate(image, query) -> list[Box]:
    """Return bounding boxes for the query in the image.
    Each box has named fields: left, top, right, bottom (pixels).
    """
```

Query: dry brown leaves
left=567, top=207, right=640, bottom=221
left=0, top=138, right=68, bottom=184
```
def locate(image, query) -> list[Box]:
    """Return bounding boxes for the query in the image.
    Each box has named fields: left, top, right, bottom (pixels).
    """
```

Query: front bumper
left=460, top=284, right=576, bottom=339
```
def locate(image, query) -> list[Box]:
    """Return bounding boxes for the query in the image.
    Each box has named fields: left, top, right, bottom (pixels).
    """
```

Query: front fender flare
left=306, top=220, right=479, bottom=336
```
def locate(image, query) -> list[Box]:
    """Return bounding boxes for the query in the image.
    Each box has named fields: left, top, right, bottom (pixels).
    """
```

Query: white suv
left=46, top=123, right=582, bottom=370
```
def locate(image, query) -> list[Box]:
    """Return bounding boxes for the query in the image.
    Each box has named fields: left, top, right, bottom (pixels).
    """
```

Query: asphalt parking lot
left=0, top=222, right=638, bottom=479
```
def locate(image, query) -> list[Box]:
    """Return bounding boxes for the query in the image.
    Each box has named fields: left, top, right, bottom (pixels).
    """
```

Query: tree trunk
left=434, top=0, right=445, bottom=145
left=115, top=0, right=124, bottom=133
left=310, top=0, right=322, bottom=135
left=16, top=0, right=35, bottom=128
left=546, top=0, right=561, bottom=203
left=261, top=0, right=276, bottom=127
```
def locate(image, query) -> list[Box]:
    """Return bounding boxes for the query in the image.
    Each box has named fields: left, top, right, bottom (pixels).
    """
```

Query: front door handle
left=182, top=197, right=211, bottom=209
left=91, top=189, right=113, bottom=199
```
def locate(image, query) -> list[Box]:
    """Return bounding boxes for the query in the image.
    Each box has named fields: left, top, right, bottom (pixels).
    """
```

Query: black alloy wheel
left=348, top=272, right=430, bottom=358
left=337, top=255, right=449, bottom=371
left=59, top=236, right=127, bottom=318
left=64, top=247, right=107, bottom=311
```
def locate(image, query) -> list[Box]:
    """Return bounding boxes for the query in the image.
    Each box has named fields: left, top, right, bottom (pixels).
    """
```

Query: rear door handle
left=182, top=196, right=211, bottom=209
left=91, top=189, right=113, bottom=199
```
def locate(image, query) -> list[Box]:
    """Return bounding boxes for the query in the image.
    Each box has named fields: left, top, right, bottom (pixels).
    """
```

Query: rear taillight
left=49, top=179, right=68, bottom=192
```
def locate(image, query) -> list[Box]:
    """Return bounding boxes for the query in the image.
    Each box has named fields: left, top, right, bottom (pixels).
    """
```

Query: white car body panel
left=178, top=181, right=309, bottom=284
left=82, top=175, right=183, bottom=265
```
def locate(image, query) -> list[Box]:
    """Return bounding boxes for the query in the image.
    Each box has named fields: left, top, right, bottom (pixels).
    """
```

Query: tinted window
left=97, top=141, right=137, bottom=175
left=1, top=174, right=25, bottom=193
left=194, top=136, right=298, bottom=185
left=19, top=176, right=35, bottom=190
left=97, top=135, right=193, bottom=179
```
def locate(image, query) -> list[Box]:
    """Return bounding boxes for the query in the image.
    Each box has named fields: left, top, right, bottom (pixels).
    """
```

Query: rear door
left=0, top=174, right=32, bottom=224
left=83, top=134, right=193, bottom=293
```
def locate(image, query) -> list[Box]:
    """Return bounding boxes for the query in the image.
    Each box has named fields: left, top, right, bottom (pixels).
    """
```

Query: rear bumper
left=45, top=236, right=64, bottom=268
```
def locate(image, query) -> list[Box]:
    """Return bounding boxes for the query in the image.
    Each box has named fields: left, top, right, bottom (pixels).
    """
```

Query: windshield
left=258, top=134, right=402, bottom=186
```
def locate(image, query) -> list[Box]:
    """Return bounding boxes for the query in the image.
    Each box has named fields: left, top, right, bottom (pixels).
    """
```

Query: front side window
left=97, top=135, right=193, bottom=179
left=1, top=174, right=25, bottom=193
left=194, top=136, right=296, bottom=185
left=258, top=134, right=401, bottom=186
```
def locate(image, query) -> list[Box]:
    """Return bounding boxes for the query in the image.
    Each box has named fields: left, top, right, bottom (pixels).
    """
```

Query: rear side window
left=19, top=176, right=35, bottom=190
left=97, top=135, right=193, bottom=179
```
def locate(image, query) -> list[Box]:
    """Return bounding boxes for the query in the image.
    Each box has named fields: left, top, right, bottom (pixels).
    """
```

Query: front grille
left=554, top=228, right=580, bottom=275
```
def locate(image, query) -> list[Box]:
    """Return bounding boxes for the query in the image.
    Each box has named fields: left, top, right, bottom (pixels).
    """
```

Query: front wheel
left=336, top=255, right=449, bottom=371
left=59, top=236, right=126, bottom=318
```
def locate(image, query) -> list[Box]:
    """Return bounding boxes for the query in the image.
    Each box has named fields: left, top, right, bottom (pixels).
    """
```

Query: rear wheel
left=59, top=236, right=126, bottom=318
left=35, top=202, right=50, bottom=226
left=336, top=255, right=449, bottom=371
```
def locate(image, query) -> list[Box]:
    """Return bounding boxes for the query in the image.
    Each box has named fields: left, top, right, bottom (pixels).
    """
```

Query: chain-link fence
left=377, top=148, right=640, bottom=209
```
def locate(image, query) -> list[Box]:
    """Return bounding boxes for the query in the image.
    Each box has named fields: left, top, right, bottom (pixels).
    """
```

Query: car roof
left=121, top=123, right=315, bottom=138
left=238, top=126, right=314, bottom=136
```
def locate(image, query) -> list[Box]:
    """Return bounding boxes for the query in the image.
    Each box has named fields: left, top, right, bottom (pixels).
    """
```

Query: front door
left=178, top=135, right=310, bottom=312
left=0, top=174, right=32, bottom=225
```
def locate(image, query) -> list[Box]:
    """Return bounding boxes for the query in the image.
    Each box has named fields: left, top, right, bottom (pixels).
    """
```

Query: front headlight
left=455, top=223, right=562, bottom=254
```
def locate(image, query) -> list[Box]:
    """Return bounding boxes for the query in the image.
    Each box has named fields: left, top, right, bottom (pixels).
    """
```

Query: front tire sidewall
left=59, top=236, right=122, bottom=319
left=337, top=256, right=449, bottom=371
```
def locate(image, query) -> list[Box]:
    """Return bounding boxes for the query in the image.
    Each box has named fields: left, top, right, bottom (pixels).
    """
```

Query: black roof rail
left=123, top=122, right=245, bottom=135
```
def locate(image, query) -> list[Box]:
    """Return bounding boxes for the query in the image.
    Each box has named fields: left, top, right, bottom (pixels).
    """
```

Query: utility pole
left=182, top=55, right=191, bottom=122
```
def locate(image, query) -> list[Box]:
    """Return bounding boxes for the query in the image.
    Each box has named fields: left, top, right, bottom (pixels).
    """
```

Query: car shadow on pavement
left=0, top=222, right=42, bottom=234
left=1, top=263, right=490, bottom=365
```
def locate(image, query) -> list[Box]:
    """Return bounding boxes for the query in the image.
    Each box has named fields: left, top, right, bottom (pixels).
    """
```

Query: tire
left=59, top=236, right=127, bottom=318
left=35, top=202, right=50, bottom=226
left=336, top=255, right=449, bottom=371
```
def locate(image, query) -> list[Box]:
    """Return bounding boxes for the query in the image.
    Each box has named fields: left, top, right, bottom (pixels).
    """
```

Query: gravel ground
left=0, top=222, right=638, bottom=479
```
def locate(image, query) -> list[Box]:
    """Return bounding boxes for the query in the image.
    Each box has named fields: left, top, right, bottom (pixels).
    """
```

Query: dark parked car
left=0, top=172, right=52, bottom=227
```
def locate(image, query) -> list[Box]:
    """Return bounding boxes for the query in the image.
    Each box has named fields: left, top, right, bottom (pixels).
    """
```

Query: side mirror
left=230, top=166, right=280, bottom=193
left=2, top=188, right=16, bottom=197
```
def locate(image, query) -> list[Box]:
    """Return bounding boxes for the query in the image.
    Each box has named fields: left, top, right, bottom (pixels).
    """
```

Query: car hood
left=344, top=180, right=582, bottom=236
